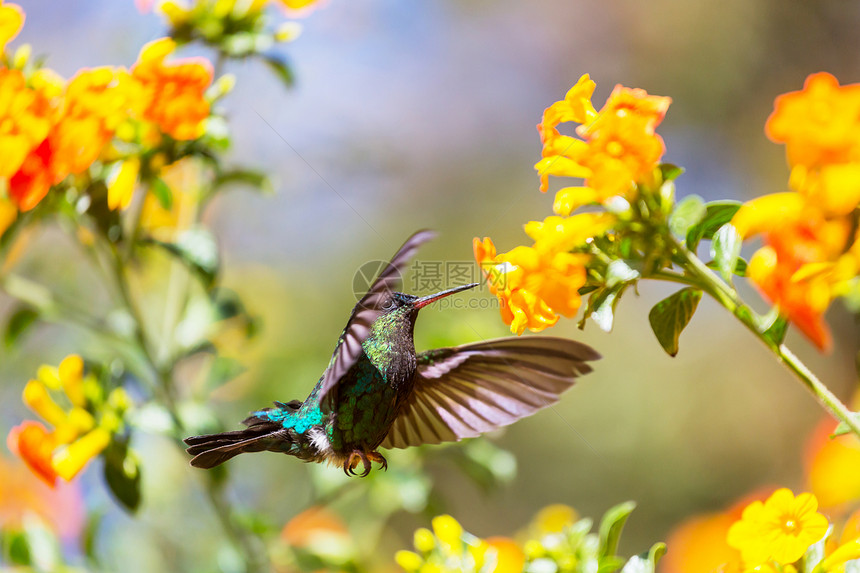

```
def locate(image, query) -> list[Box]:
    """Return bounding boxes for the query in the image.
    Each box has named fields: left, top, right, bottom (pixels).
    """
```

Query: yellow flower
left=531, top=504, right=578, bottom=534
left=536, top=75, right=670, bottom=202
left=726, top=488, right=829, bottom=565
left=8, top=355, right=125, bottom=486
left=474, top=237, right=590, bottom=335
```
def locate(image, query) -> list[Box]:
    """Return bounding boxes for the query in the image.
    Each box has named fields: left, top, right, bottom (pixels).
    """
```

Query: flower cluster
left=731, top=73, right=860, bottom=350
left=535, top=73, right=671, bottom=205
left=395, top=514, right=525, bottom=573
left=475, top=75, right=670, bottom=335
left=395, top=503, right=660, bottom=573
left=0, top=4, right=213, bottom=235
left=6, top=355, right=130, bottom=486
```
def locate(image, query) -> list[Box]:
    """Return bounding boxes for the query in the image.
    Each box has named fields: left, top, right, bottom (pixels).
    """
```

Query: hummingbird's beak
left=413, top=282, right=479, bottom=309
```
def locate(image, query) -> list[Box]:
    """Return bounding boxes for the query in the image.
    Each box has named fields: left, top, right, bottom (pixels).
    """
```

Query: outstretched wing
left=318, top=230, right=436, bottom=405
left=380, top=337, right=600, bottom=449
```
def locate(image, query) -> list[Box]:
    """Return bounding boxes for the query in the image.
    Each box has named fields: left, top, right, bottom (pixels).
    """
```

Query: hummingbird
left=185, top=230, right=599, bottom=476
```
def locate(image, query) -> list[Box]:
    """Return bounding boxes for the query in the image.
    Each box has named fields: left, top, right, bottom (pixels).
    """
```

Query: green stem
left=106, top=242, right=264, bottom=573
left=669, top=237, right=860, bottom=438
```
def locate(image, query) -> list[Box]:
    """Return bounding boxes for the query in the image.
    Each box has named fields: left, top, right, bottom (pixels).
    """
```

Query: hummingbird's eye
left=381, top=297, right=396, bottom=310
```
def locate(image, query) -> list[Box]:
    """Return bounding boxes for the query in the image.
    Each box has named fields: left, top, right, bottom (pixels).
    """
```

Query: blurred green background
left=2, top=0, right=860, bottom=570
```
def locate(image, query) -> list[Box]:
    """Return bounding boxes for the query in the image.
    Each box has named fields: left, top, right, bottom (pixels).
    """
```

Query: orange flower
left=766, top=72, right=860, bottom=169
left=806, top=418, right=860, bottom=510
left=52, top=67, right=144, bottom=174
left=281, top=505, right=349, bottom=548
left=737, top=202, right=852, bottom=351
left=132, top=38, right=213, bottom=140
left=535, top=75, right=670, bottom=202
left=0, top=1, right=23, bottom=52
left=474, top=237, right=589, bottom=334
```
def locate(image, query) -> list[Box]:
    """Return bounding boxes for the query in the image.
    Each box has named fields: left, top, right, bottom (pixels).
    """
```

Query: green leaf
left=103, top=438, right=142, bottom=513
left=4, top=306, right=38, bottom=348
left=214, top=168, right=273, bottom=194
left=711, top=223, right=742, bottom=282
left=5, top=530, right=31, bottom=565
left=762, top=316, right=789, bottom=346
left=659, top=163, right=684, bottom=182
left=705, top=257, right=747, bottom=277
left=151, top=177, right=173, bottom=211
left=147, top=228, right=220, bottom=288
left=669, top=194, right=706, bottom=238
left=648, top=288, right=702, bottom=357
left=598, top=501, right=636, bottom=559
left=262, top=53, right=295, bottom=89
left=647, top=542, right=667, bottom=566
left=832, top=413, right=860, bottom=437
left=685, top=201, right=742, bottom=250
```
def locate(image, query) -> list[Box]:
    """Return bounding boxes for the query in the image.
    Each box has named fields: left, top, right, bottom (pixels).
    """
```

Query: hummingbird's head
left=379, top=283, right=479, bottom=317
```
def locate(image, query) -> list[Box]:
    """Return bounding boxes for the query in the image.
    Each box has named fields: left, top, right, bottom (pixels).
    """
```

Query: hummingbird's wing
left=318, top=229, right=436, bottom=406
left=380, top=337, right=599, bottom=449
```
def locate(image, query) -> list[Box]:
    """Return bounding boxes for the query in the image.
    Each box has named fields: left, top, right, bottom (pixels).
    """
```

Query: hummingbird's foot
left=343, top=450, right=373, bottom=477
left=367, top=450, right=387, bottom=471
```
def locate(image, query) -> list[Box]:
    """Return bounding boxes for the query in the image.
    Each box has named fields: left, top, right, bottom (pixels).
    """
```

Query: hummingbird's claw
left=368, top=451, right=387, bottom=471
left=343, top=450, right=387, bottom=476
left=344, top=450, right=371, bottom=477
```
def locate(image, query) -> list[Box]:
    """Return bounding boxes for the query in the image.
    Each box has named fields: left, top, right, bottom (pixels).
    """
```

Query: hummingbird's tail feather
left=184, top=423, right=288, bottom=469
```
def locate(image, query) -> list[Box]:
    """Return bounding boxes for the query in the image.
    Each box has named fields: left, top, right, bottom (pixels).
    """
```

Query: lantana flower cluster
left=0, top=2, right=213, bottom=234
left=475, top=74, right=671, bottom=334
left=6, top=355, right=131, bottom=486
left=731, top=73, right=860, bottom=351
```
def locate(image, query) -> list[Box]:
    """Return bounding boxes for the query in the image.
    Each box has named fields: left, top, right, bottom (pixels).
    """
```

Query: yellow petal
left=22, top=379, right=67, bottom=427
left=394, top=550, right=423, bottom=571
left=58, top=354, right=85, bottom=407
left=0, top=3, right=24, bottom=52
left=431, top=515, right=463, bottom=552
left=731, top=193, right=805, bottom=238
left=107, top=158, right=140, bottom=211
left=818, top=163, right=860, bottom=215
left=0, top=196, right=16, bottom=237
left=553, top=186, right=599, bottom=216
left=822, top=538, right=860, bottom=570
left=52, top=427, right=110, bottom=481
left=413, top=527, right=435, bottom=553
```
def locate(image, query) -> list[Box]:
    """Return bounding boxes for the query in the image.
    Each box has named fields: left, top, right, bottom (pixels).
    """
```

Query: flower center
left=782, top=518, right=799, bottom=534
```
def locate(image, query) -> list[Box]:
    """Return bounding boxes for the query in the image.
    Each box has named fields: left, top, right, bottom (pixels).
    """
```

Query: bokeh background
left=2, top=0, right=860, bottom=570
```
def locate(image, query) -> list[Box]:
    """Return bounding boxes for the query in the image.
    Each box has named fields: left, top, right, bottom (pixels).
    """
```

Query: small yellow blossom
left=9, top=355, right=128, bottom=486
left=726, top=488, right=828, bottom=565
